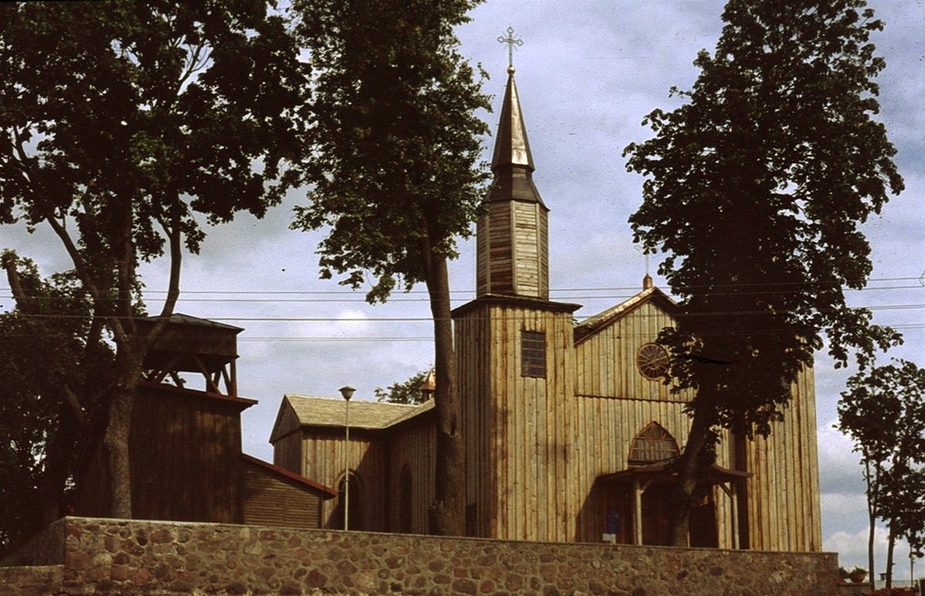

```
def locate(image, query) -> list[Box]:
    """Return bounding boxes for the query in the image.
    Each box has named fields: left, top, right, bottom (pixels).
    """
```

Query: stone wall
left=9, top=516, right=844, bottom=595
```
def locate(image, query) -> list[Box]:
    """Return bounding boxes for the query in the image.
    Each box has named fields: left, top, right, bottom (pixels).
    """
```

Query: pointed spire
left=491, top=69, right=535, bottom=172
left=419, top=368, right=436, bottom=401
left=484, top=69, right=545, bottom=207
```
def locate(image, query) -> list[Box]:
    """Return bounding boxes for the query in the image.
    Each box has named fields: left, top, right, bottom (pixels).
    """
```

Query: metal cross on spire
left=497, top=26, right=523, bottom=70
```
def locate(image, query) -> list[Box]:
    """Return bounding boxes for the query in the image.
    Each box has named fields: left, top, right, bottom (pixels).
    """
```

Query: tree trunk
left=865, top=458, right=877, bottom=592
left=886, top=524, right=895, bottom=588
left=669, top=395, right=716, bottom=546
left=103, top=339, right=147, bottom=519
left=424, top=254, right=466, bottom=536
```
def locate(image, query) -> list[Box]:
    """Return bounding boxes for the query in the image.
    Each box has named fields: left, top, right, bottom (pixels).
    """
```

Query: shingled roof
left=269, top=395, right=435, bottom=443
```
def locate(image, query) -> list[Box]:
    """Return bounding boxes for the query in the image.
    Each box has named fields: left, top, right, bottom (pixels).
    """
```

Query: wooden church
left=270, top=66, right=823, bottom=551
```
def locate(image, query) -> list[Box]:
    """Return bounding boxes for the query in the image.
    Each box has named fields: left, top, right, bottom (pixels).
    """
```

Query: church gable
left=269, top=395, right=303, bottom=444
left=573, top=284, right=687, bottom=402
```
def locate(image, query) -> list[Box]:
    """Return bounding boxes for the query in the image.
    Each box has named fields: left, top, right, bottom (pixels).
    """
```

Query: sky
left=2, top=0, right=924, bottom=581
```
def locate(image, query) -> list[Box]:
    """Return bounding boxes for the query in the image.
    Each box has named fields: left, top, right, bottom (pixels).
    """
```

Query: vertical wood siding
left=298, top=429, right=389, bottom=532
left=387, top=421, right=436, bottom=534
left=476, top=201, right=549, bottom=298
left=740, top=364, right=822, bottom=551
left=457, top=300, right=577, bottom=542
left=130, top=386, right=245, bottom=524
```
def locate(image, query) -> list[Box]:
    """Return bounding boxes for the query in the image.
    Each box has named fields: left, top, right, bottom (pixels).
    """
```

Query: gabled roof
left=573, top=277, right=677, bottom=345
left=269, top=394, right=435, bottom=443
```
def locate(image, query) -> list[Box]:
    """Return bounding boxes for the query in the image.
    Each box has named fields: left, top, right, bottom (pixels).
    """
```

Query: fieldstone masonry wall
left=7, top=516, right=844, bottom=595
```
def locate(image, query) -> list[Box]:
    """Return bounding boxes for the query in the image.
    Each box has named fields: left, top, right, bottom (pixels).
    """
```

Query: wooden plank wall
left=457, top=300, right=577, bottom=542
left=511, top=200, right=548, bottom=298
left=740, top=364, right=822, bottom=552
left=574, top=301, right=678, bottom=401
left=476, top=200, right=548, bottom=298
left=572, top=298, right=821, bottom=551
left=272, top=430, right=302, bottom=475
left=241, top=461, right=323, bottom=529
left=298, top=428, right=388, bottom=532
left=457, top=302, right=493, bottom=537
left=386, top=421, right=436, bottom=534
left=570, top=300, right=746, bottom=546
left=130, top=386, right=244, bottom=524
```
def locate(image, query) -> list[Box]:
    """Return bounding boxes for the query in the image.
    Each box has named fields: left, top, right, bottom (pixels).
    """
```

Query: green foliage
left=0, top=252, right=113, bottom=556
left=625, top=0, right=903, bottom=439
left=0, top=0, right=309, bottom=518
left=0, top=1, right=307, bottom=266
left=375, top=370, right=431, bottom=405
left=839, top=360, right=925, bottom=562
left=290, top=0, right=487, bottom=534
left=291, top=0, right=490, bottom=303
left=624, top=0, right=904, bottom=544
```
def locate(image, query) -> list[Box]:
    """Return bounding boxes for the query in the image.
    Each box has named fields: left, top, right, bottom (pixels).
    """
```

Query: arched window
left=628, top=422, right=679, bottom=466
left=399, top=466, right=413, bottom=533
left=333, top=471, right=361, bottom=530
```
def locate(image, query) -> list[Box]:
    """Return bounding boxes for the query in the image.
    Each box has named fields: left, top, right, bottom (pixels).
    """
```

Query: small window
left=521, top=330, right=546, bottom=378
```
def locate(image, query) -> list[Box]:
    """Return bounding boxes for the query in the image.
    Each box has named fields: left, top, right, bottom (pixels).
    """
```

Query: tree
left=624, top=0, right=903, bottom=546
left=375, top=370, right=432, bottom=405
left=838, top=360, right=925, bottom=589
left=291, top=0, right=489, bottom=535
left=0, top=1, right=307, bottom=518
left=0, top=252, right=113, bottom=556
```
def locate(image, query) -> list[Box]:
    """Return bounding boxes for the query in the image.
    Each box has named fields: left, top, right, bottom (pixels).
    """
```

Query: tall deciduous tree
left=0, top=1, right=307, bottom=518
left=838, top=360, right=925, bottom=589
left=291, top=0, right=489, bottom=535
left=0, top=252, right=113, bottom=556
left=624, top=0, right=903, bottom=546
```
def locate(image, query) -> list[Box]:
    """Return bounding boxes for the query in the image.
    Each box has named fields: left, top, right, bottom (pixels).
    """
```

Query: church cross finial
left=497, top=26, right=523, bottom=71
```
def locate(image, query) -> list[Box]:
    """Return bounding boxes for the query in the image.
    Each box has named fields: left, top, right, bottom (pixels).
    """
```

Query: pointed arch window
left=333, top=471, right=361, bottom=530
left=399, top=466, right=413, bottom=533
left=628, top=422, right=680, bottom=466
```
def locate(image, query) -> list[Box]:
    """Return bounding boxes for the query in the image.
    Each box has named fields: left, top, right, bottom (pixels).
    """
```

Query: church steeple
left=476, top=63, right=549, bottom=299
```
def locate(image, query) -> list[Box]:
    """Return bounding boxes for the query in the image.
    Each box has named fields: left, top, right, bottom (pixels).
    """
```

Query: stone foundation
left=6, top=516, right=843, bottom=595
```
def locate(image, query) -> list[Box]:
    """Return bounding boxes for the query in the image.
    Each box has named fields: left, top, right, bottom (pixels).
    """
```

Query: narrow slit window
left=521, top=330, right=546, bottom=378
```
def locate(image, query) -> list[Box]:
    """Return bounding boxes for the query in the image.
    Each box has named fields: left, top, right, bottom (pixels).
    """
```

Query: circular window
left=636, top=343, right=670, bottom=380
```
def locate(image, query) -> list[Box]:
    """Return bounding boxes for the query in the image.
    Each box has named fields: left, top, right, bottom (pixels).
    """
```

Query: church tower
left=476, top=66, right=549, bottom=299
left=454, top=58, right=580, bottom=542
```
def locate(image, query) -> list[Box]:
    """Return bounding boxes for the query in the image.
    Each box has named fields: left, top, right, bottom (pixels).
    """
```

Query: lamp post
left=339, top=385, right=355, bottom=530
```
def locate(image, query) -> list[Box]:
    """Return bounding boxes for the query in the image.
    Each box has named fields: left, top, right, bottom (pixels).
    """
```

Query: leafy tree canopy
left=290, top=0, right=488, bottom=535
left=839, top=359, right=925, bottom=576
left=0, top=0, right=309, bottom=518
left=375, top=370, right=431, bottom=405
left=0, top=251, right=113, bottom=555
left=624, top=0, right=904, bottom=545
left=625, top=0, right=903, bottom=439
left=291, top=0, right=490, bottom=303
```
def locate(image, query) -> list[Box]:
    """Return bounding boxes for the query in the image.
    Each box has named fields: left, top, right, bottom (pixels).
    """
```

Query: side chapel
left=270, top=64, right=823, bottom=551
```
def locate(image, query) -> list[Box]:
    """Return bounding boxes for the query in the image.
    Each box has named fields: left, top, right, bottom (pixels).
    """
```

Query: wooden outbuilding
left=75, top=314, right=336, bottom=526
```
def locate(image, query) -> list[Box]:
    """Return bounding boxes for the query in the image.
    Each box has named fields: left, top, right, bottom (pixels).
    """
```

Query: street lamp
left=339, top=385, right=355, bottom=530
